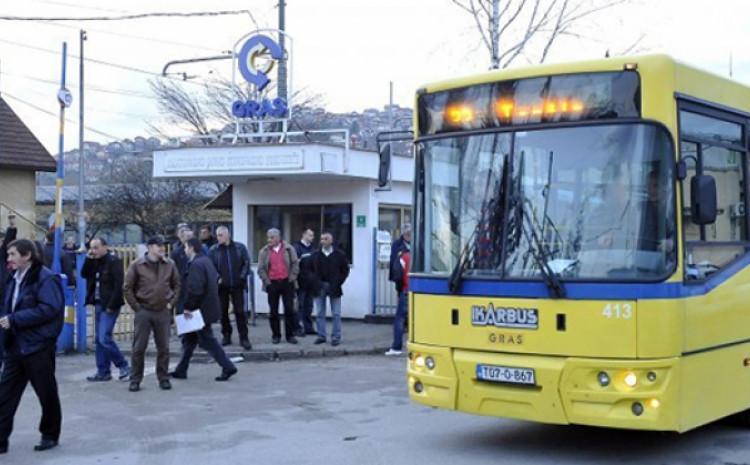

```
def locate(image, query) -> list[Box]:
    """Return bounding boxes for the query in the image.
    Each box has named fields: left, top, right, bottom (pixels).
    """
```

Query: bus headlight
left=647, top=398, right=660, bottom=409
left=425, top=357, right=436, bottom=370
left=597, top=371, right=610, bottom=387
left=623, top=371, right=638, bottom=388
left=415, top=356, right=425, bottom=368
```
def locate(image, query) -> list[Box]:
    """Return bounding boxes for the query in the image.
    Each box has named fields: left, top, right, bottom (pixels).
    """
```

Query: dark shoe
left=314, top=337, right=326, bottom=345
left=221, top=336, right=231, bottom=346
left=295, top=329, right=305, bottom=337
left=240, top=339, right=253, bottom=350
left=118, top=366, right=131, bottom=381
left=159, top=380, right=172, bottom=390
left=86, top=373, right=112, bottom=382
left=215, top=367, right=238, bottom=382
left=272, top=337, right=281, bottom=344
left=129, top=381, right=140, bottom=392
left=331, top=339, right=341, bottom=347
left=0, top=441, right=8, bottom=454
left=286, top=336, right=298, bottom=344
left=305, top=330, right=318, bottom=335
left=169, top=371, right=187, bottom=380
left=34, top=437, right=58, bottom=452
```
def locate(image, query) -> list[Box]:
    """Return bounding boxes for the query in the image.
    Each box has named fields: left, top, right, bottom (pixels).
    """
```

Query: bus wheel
left=735, top=409, right=750, bottom=427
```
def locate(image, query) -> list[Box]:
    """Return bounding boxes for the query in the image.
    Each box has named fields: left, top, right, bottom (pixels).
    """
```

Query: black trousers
left=173, top=324, right=236, bottom=376
left=219, top=287, right=249, bottom=340
left=267, top=280, right=296, bottom=339
left=0, top=345, right=62, bottom=443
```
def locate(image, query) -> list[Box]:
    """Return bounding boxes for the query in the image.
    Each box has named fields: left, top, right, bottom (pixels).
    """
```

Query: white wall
left=234, top=178, right=411, bottom=318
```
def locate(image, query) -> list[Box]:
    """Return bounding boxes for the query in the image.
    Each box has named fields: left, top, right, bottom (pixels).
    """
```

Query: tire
left=734, top=409, right=750, bottom=427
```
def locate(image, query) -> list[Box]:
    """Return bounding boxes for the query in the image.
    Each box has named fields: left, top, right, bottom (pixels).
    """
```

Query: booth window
left=378, top=205, right=412, bottom=240
left=679, top=105, right=749, bottom=280
left=250, top=204, right=353, bottom=263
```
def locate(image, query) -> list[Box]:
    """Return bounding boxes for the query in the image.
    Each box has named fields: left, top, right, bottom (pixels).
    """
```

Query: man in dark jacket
left=42, top=230, right=75, bottom=288
left=0, top=239, right=64, bottom=453
left=0, top=215, right=18, bottom=307
left=170, top=238, right=237, bottom=381
left=311, top=232, right=349, bottom=346
left=199, top=226, right=217, bottom=250
left=81, top=238, right=130, bottom=382
left=293, top=229, right=316, bottom=336
left=170, top=226, right=193, bottom=315
left=208, top=226, right=252, bottom=350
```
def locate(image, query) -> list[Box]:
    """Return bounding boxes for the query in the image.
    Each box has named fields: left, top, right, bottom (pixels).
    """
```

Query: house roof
left=0, top=96, right=56, bottom=172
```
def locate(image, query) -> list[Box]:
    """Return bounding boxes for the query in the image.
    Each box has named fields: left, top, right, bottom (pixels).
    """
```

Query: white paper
left=175, top=310, right=205, bottom=335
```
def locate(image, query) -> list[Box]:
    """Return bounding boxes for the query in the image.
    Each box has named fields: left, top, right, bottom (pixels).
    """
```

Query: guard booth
left=153, top=142, right=413, bottom=319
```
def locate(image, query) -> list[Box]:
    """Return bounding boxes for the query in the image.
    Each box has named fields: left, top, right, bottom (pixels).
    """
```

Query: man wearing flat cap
left=123, top=236, right=181, bottom=392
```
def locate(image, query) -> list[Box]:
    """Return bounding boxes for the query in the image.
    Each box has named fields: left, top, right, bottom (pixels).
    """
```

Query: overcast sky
left=0, top=0, right=748, bottom=153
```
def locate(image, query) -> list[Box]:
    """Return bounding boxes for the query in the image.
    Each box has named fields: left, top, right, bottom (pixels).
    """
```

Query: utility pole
left=490, top=0, right=500, bottom=69
left=78, top=29, right=87, bottom=250
left=388, top=81, right=394, bottom=127
left=277, top=0, right=287, bottom=101
left=76, top=29, right=88, bottom=354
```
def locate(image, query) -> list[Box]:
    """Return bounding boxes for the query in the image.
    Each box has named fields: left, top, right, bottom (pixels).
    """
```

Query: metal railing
left=0, top=202, right=47, bottom=240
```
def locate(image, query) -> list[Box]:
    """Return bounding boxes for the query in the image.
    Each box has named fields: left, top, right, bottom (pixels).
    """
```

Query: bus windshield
left=417, top=123, right=676, bottom=281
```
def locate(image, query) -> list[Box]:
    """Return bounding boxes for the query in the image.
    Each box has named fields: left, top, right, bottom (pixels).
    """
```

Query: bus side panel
left=683, top=270, right=750, bottom=353
left=679, top=342, right=750, bottom=432
left=636, top=299, right=683, bottom=358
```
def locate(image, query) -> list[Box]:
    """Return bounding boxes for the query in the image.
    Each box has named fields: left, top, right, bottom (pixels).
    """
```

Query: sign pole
left=55, top=42, right=75, bottom=353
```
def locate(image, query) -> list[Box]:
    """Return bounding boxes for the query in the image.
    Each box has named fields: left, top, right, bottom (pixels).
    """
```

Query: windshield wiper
left=448, top=153, right=509, bottom=294
left=518, top=197, right=566, bottom=298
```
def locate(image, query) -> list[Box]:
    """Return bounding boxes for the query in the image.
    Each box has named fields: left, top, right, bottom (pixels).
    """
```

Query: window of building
left=250, top=204, right=353, bottom=263
left=378, top=205, right=412, bottom=240
left=679, top=106, right=749, bottom=280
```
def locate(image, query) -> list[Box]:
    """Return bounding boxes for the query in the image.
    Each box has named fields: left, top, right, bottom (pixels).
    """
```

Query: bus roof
left=419, top=54, right=750, bottom=116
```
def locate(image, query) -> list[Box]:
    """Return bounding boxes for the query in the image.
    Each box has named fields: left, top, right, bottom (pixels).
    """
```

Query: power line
left=36, top=20, right=224, bottom=53
left=27, top=0, right=130, bottom=14
left=0, top=9, right=257, bottom=22
left=1, top=71, right=156, bottom=99
left=0, top=37, right=225, bottom=91
left=2, top=91, right=123, bottom=140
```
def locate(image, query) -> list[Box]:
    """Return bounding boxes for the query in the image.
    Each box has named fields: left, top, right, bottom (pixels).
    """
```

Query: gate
left=372, top=228, right=398, bottom=315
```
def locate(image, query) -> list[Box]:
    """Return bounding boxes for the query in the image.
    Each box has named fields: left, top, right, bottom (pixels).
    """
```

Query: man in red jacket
left=385, top=246, right=410, bottom=356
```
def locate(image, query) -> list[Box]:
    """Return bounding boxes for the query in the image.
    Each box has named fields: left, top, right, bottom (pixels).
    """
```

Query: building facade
left=154, top=142, right=413, bottom=319
left=0, top=97, right=55, bottom=237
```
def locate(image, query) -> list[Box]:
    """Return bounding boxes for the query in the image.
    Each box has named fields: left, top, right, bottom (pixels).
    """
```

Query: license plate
left=476, top=364, right=536, bottom=385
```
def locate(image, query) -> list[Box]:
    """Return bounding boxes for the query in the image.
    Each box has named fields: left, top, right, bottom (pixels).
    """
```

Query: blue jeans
left=94, top=305, right=128, bottom=376
left=297, top=288, right=315, bottom=333
left=391, top=291, right=408, bottom=351
left=315, top=282, right=342, bottom=341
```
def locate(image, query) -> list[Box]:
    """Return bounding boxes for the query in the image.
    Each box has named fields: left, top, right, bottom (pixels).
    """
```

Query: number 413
left=602, top=303, right=633, bottom=319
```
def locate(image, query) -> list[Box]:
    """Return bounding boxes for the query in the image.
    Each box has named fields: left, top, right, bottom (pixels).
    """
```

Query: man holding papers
left=170, top=238, right=237, bottom=382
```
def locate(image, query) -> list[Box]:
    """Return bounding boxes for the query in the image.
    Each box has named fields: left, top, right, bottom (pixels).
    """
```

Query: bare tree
left=451, top=0, right=641, bottom=69
left=149, top=76, right=323, bottom=141
left=93, top=160, right=212, bottom=237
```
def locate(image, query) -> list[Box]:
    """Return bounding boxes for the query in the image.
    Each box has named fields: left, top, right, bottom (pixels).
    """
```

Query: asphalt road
left=4, top=354, right=750, bottom=465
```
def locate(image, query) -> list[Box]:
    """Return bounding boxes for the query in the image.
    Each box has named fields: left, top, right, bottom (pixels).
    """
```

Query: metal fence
left=85, top=243, right=251, bottom=347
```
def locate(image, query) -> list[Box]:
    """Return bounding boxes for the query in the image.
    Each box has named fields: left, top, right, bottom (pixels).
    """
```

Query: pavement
left=115, top=317, right=396, bottom=362
left=6, top=355, right=750, bottom=465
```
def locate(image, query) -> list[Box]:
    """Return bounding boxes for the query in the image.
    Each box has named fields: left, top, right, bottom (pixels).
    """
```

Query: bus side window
left=680, top=109, right=748, bottom=280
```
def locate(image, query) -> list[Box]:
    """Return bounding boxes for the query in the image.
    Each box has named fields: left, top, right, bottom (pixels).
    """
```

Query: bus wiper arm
left=519, top=199, right=566, bottom=298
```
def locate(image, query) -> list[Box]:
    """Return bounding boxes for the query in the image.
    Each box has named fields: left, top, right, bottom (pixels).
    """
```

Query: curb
left=75, top=346, right=395, bottom=363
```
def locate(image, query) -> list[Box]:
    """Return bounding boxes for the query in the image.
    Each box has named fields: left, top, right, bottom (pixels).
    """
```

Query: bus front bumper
left=407, top=342, right=680, bottom=431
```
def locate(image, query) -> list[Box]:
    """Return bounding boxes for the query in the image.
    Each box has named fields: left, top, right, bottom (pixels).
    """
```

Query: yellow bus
left=396, top=54, right=750, bottom=432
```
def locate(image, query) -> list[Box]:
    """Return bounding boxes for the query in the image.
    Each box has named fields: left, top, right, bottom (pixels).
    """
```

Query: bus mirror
left=378, top=143, right=392, bottom=188
left=690, top=174, right=717, bottom=225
